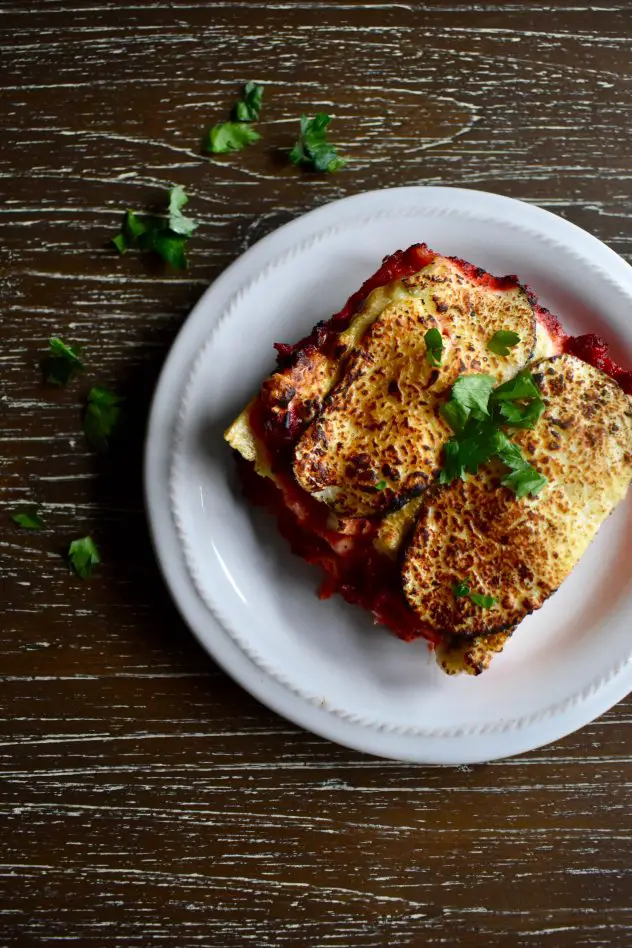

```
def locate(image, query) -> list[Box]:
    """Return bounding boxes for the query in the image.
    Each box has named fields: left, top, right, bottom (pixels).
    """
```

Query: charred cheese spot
left=401, top=354, right=632, bottom=673
left=293, top=257, right=536, bottom=517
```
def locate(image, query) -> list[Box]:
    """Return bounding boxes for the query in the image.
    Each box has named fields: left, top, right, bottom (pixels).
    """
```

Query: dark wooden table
left=2, top=1, right=632, bottom=945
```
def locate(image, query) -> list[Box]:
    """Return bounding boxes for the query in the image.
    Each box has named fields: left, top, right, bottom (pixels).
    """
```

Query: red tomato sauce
left=238, top=457, right=438, bottom=645
left=241, top=245, right=632, bottom=642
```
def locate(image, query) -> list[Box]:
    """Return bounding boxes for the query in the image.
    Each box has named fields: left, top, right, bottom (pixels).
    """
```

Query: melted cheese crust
left=402, top=354, right=632, bottom=673
left=293, top=257, right=537, bottom=517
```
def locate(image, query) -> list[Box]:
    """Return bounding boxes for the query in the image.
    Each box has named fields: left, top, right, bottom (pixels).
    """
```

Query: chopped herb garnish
left=501, top=462, right=548, bottom=499
left=375, top=480, right=387, bottom=490
left=68, top=536, right=101, bottom=579
left=453, top=578, right=496, bottom=608
left=450, top=374, right=496, bottom=418
left=289, top=114, right=346, bottom=173
left=494, top=434, right=525, bottom=470
left=439, top=372, right=548, bottom=498
left=112, top=187, right=197, bottom=270
left=439, top=419, right=505, bottom=485
left=166, top=185, right=198, bottom=237
left=234, top=81, right=264, bottom=122
left=43, top=336, right=85, bottom=387
left=453, top=578, right=471, bottom=598
left=469, top=592, right=497, bottom=609
left=497, top=397, right=545, bottom=429
left=490, top=371, right=540, bottom=403
left=488, top=330, right=521, bottom=356
left=11, top=506, right=45, bottom=530
left=440, top=399, right=470, bottom=435
left=84, top=386, right=124, bottom=453
left=424, top=327, right=444, bottom=367
left=205, top=121, right=261, bottom=154
left=496, top=431, right=548, bottom=498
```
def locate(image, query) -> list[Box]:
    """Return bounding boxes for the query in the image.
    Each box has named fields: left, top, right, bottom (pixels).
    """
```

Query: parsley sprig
left=234, top=81, right=264, bottom=122
left=488, top=330, right=521, bottom=356
left=205, top=81, right=264, bottom=154
left=439, top=371, right=548, bottom=498
left=453, top=578, right=496, bottom=609
left=424, top=328, right=444, bottom=367
left=289, top=114, right=346, bottom=173
left=84, top=386, right=124, bottom=453
left=112, top=186, right=197, bottom=270
left=11, top=506, right=45, bottom=530
left=205, top=122, right=261, bottom=154
left=68, top=536, right=101, bottom=579
left=43, top=337, right=85, bottom=387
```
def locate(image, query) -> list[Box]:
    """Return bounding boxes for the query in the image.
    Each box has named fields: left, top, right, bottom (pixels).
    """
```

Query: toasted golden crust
left=292, top=257, right=537, bottom=517
left=402, top=354, right=632, bottom=668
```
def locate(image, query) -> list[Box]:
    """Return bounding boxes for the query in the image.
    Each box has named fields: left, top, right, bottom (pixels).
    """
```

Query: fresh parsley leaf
left=145, top=230, right=188, bottom=270
left=167, top=185, right=198, bottom=237
left=488, top=330, right=521, bottom=356
left=440, top=419, right=506, bottom=484
left=289, top=114, right=346, bottom=173
left=440, top=399, right=470, bottom=435
left=439, top=438, right=465, bottom=484
left=498, top=397, right=545, bottom=429
left=112, top=210, right=149, bottom=254
left=112, top=190, right=196, bottom=270
left=375, top=480, right=387, bottom=490
left=439, top=372, right=548, bottom=496
left=43, top=336, right=85, bottom=387
left=84, top=386, right=124, bottom=453
left=68, top=536, right=101, bottom=579
left=496, top=432, right=548, bottom=498
left=490, top=371, right=540, bottom=403
left=501, top=464, right=548, bottom=499
left=453, top=578, right=496, bottom=607
left=112, top=233, right=128, bottom=253
left=451, top=374, right=496, bottom=418
left=11, top=506, right=45, bottom=530
left=205, top=121, right=261, bottom=154
left=459, top=420, right=507, bottom=476
left=424, top=327, right=443, bottom=367
left=234, top=81, right=264, bottom=122
left=453, top=578, right=471, bottom=598
left=494, top=433, right=525, bottom=470
left=469, top=592, right=497, bottom=609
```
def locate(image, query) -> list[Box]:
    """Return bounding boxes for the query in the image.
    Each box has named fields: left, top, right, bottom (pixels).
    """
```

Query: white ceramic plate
left=145, top=186, right=632, bottom=764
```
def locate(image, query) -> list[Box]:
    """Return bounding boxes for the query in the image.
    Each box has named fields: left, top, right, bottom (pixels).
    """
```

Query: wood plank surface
left=1, top=1, right=631, bottom=945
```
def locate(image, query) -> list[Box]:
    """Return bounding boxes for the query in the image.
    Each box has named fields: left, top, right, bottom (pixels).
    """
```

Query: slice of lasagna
left=225, top=244, right=632, bottom=674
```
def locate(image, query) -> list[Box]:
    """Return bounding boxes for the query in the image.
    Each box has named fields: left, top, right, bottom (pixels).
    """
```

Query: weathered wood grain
left=1, top=1, right=632, bottom=945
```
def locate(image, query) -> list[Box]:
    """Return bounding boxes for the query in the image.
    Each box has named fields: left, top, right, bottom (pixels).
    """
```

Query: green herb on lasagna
left=468, top=592, right=497, bottom=609
left=375, top=479, right=387, bottom=490
left=205, top=121, right=261, bottom=154
left=68, top=536, right=101, bottom=579
left=84, top=386, right=124, bottom=453
left=11, top=506, right=45, bottom=530
left=487, top=330, right=521, bottom=356
left=439, top=371, right=548, bottom=498
left=453, top=578, right=471, bottom=598
left=42, top=337, right=85, bottom=387
left=453, top=578, right=496, bottom=608
left=450, top=374, right=496, bottom=418
left=491, top=371, right=540, bottom=403
left=424, top=328, right=444, bottom=367
left=289, top=114, right=346, bottom=173
left=234, top=81, right=264, bottom=122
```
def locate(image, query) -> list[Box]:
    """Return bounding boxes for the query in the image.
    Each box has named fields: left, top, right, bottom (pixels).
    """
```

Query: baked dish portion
left=225, top=244, right=632, bottom=675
